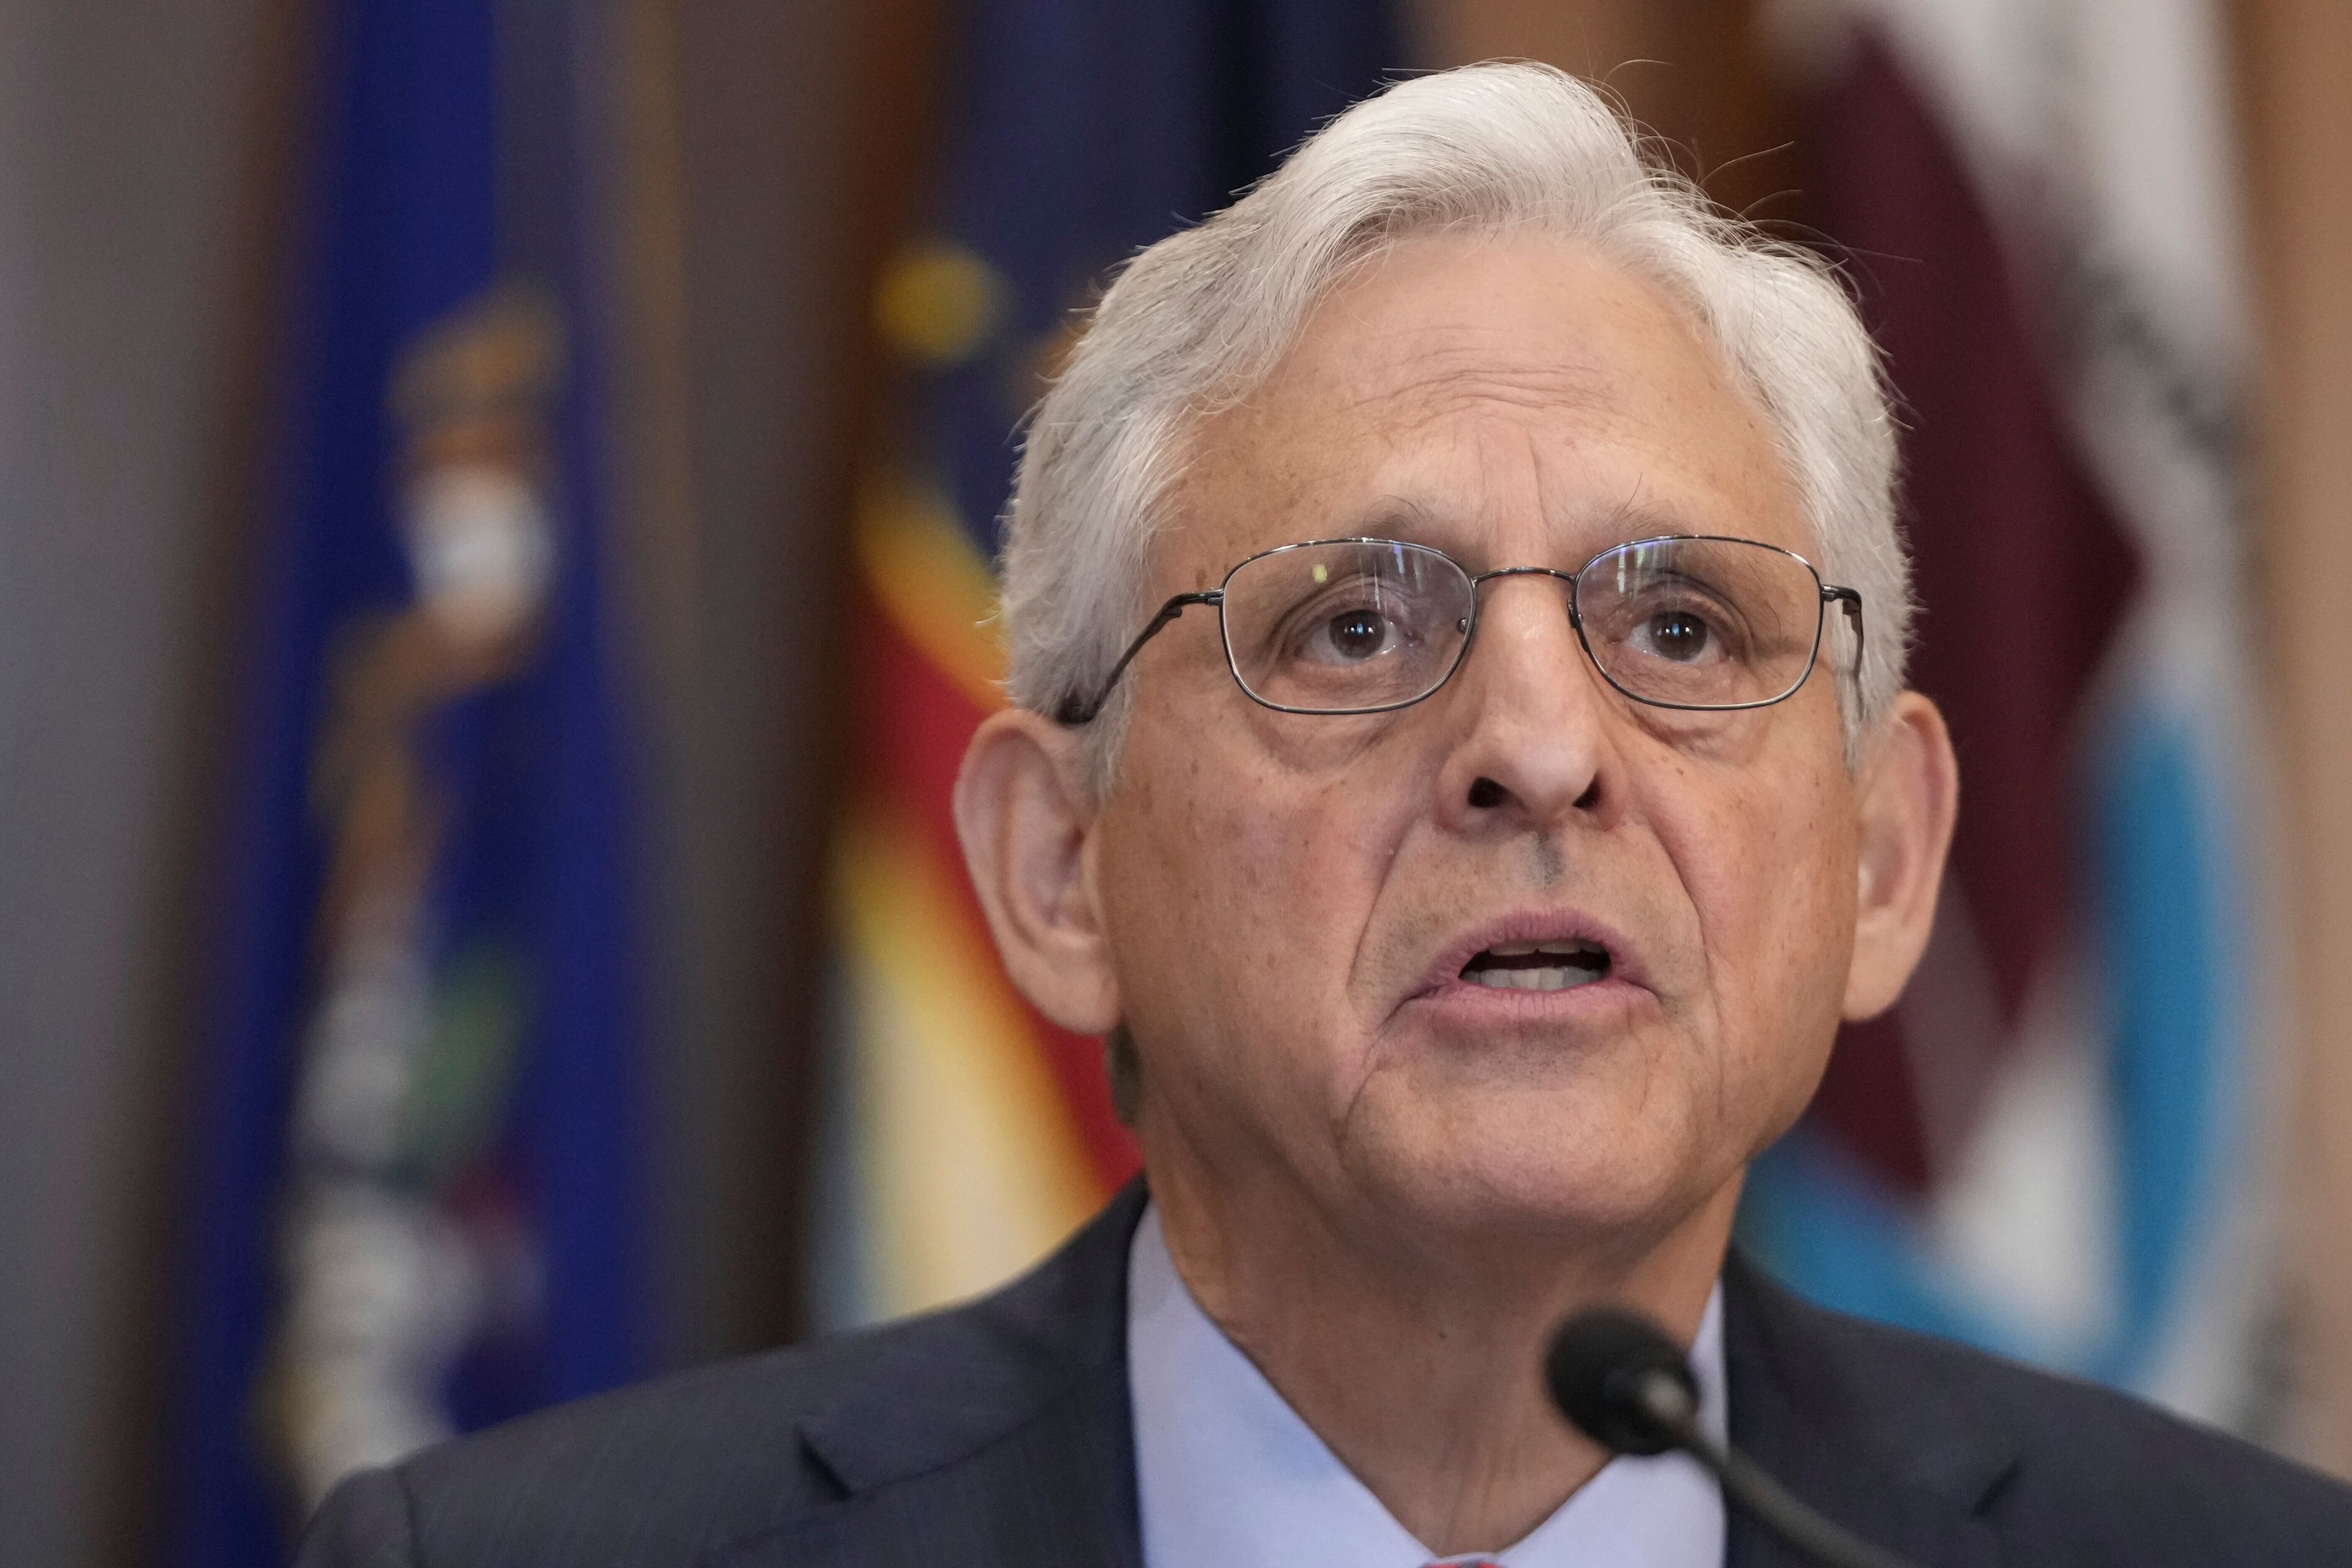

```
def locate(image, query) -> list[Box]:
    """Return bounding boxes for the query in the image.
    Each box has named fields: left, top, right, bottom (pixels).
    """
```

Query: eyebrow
left=1588, top=494, right=1709, bottom=547
left=1345, top=496, right=1449, bottom=546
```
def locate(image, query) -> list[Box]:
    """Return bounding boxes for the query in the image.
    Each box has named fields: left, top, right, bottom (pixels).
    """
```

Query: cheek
left=1099, top=721, right=1402, bottom=1063
left=1191, top=756, right=1399, bottom=1009
left=1666, top=755, right=1860, bottom=1054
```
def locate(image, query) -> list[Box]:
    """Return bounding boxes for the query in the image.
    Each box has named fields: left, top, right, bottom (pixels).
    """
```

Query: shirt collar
left=1127, top=1202, right=1728, bottom=1568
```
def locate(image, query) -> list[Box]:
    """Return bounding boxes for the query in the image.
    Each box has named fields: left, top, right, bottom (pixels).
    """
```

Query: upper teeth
left=1464, top=938, right=1609, bottom=992
left=1468, top=963, right=1603, bottom=992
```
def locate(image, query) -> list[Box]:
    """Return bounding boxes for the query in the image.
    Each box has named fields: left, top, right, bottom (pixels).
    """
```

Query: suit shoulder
left=303, top=1308, right=982, bottom=1567
left=302, top=1189, right=1149, bottom=1566
left=1753, top=1278, right=2352, bottom=1558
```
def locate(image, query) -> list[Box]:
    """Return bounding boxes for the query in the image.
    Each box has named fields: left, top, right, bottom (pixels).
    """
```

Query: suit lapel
left=703, top=1186, right=1150, bottom=1568
left=703, top=1359, right=1140, bottom=1568
left=1722, top=1254, right=2012, bottom=1568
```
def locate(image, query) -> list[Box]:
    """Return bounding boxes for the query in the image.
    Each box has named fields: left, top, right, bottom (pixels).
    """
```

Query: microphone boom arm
left=1657, top=1393, right=1920, bottom=1568
left=1553, top=1316, right=1924, bottom=1568
left=1627, top=1363, right=1919, bottom=1568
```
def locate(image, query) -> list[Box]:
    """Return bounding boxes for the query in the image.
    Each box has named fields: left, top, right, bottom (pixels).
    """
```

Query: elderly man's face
left=1090, top=233, right=1868, bottom=1246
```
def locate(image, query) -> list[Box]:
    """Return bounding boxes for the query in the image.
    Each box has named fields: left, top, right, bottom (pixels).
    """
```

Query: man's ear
left=952, top=707, right=1123, bottom=1036
left=1843, top=691, right=1960, bottom=1020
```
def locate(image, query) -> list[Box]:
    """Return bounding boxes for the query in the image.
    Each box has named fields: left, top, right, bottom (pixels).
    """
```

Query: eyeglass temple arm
left=1823, top=585, right=1864, bottom=676
left=1055, top=590, right=1223, bottom=725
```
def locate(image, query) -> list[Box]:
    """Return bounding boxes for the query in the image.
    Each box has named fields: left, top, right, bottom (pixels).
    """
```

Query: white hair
left=1000, top=61, right=1908, bottom=788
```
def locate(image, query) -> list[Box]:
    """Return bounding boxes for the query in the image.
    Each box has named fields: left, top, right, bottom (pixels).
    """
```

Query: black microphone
left=1545, top=1309, right=1922, bottom=1568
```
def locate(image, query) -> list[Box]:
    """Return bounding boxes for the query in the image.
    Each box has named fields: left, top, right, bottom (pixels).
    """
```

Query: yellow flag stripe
left=834, top=810, right=1103, bottom=1317
left=856, top=482, right=1006, bottom=712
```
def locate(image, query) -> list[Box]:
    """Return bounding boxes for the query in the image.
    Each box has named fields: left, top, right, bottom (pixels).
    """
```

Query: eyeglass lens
left=1219, top=537, right=1825, bottom=714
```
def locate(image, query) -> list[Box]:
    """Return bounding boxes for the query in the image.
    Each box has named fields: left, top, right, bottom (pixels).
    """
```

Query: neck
left=1144, top=1150, right=1738, bottom=1558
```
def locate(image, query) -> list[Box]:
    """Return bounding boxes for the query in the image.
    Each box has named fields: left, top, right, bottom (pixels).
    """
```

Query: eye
left=1256, top=557, right=1455, bottom=677
left=1323, top=608, right=1392, bottom=661
left=1638, top=607, right=1716, bottom=663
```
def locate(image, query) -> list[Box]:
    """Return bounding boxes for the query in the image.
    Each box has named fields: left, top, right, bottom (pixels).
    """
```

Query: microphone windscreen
left=1544, top=1308, right=1697, bottom=1457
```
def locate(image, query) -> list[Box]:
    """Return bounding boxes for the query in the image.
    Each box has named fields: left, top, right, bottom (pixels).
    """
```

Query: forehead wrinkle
left=1338, top=339, right=1619, bottom=431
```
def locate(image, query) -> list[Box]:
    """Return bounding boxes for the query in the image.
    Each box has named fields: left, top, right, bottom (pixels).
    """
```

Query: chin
left=1339, top=1076, right=1724, bottom=1254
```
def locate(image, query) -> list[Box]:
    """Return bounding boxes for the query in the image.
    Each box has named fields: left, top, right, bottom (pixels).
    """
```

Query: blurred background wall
left=0, top=3, right=278, bottom=1561
left=0, top=1, right=2345, bottom=1564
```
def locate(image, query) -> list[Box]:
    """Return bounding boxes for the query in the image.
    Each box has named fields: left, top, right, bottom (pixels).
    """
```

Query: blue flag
left=168, top=2, right=649, bottom=1561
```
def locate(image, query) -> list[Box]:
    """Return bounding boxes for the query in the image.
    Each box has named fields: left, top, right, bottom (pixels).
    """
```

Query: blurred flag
left=812, top=0, right=1401, bottom=1327
left=1742, top=0, right=2274, bottom=1427
left=167, top=2, right=651, bottom=1560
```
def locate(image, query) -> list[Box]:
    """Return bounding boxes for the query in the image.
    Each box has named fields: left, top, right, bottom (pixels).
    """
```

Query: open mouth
left=1459, top=939, right=1611, bottom=993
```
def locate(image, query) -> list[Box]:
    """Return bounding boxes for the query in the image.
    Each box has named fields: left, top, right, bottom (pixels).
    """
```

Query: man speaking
left=301, top=64, right=2352, bottom=1566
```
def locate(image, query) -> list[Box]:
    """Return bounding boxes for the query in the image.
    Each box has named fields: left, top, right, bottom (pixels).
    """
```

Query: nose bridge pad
left=1467, top=566, right=1575, bottom=619
left=1463, top=567, right=1590, bottom=692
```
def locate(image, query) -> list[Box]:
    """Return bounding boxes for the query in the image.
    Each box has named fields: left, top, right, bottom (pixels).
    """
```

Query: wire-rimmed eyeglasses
left=1054, top=534, right=1864, bottom=726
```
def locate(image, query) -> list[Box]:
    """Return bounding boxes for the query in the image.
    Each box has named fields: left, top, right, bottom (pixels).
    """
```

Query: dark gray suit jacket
left=299, top=1184, right=2352, bottom=1566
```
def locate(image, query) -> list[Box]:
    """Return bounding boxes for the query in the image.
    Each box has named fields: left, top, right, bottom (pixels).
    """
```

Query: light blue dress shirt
left=1128, top=1203, right=1728, bottom=1568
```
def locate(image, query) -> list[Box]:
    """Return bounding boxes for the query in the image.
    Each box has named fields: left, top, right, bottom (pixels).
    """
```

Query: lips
left=1406, top=911, right=1645, bottom=1009
left=1459, top=938, right=1610, bottom=992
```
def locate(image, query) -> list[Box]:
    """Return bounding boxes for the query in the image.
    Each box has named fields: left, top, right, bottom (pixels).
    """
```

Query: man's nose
left=1431, top=574, right=1611, bottom=831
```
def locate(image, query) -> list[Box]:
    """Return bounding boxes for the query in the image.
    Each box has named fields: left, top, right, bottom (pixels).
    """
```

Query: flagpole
left=2235, top=0, right=2352, bottom=1483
